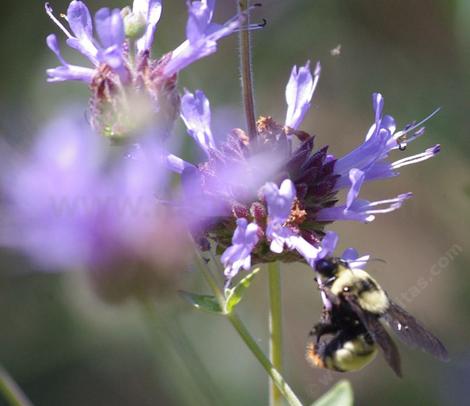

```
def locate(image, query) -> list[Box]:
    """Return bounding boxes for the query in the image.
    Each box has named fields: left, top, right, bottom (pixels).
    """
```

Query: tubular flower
left=0, top=116, right=192, bottom=302
left=170, top=61, right=439, bottom=281
left=45, top=0, right=244, bottom=138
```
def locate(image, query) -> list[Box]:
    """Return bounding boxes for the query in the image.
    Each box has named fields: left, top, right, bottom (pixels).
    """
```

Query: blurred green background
left=1, top=0, right=469, bottom=405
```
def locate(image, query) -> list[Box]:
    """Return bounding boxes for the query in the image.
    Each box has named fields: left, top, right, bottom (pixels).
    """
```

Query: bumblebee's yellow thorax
left=330, top=267, right=389, bottom=314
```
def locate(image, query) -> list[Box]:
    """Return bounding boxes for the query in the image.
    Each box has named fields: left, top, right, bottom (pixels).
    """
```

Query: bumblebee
left=308, top=257, right=449, bottom=376
left=307, top=307, right=378, bottom=373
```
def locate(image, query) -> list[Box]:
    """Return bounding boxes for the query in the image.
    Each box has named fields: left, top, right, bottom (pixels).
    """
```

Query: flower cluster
left=0, top=0, right=441, bottom=300
left=172, top=62, right=439, bottom=283
left=45, top=0, right=244, bottom=138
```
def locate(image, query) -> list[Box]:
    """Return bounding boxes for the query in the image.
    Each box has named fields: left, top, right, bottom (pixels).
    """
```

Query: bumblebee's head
left=314, top=257, right=340, bottom=278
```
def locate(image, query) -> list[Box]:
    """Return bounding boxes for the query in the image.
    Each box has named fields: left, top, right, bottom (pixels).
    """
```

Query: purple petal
left=67, top=0, right=93, bottom=40
left=95, top=8, right=125, bottom=49
left=317, top=231, right=339, bottom=260
left=360, top=161, right=397, bottom=182
left=345, top=168, right=365, bottom=209
left=289, top=236, right=321, bottom=266
left=46, top=34, right=67, bottom=66
left=382, top=114, right=396, bottom=135
left=341, top=247, right=359, bottom=261
left=134, top=0, right=162, bottom=53
left=364, top=92, right=384, bottom=141
left=317, top=193, right=413, bottom=223
left=186, top=0, right=215, bottom=43
left=258, top=179, right=323, bottom=264
left=263, top=179, right=296, bottom=224
left=46, top=65, right=95, bottom=83
left=341, top=249, right=370, bottom=270
left=66, top=1, right=98, bottom=62
left=262, top=179, right=320, bottom=263
left=65, top=37, right=98, bottom=66
left=285, top=61, right=320, bottom=129
left=180, top=89, right=216, bottom=154
left=334, top=129, right=388, bottom=179
left=162, top=3, right=241, bottom=77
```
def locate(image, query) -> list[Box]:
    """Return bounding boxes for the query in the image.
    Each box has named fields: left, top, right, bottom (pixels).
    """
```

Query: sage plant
left=0, top=1, right=442, bottom=405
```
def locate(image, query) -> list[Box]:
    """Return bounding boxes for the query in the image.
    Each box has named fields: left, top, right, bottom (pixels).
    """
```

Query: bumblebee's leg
left=310, top=322, right=339, bottom=343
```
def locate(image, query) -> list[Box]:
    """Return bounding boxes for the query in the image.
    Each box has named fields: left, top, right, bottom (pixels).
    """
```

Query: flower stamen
left=45, top=3, right=73, bottom=39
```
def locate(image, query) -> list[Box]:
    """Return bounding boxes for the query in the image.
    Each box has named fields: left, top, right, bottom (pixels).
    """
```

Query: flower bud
left=122, top=7, right=147, bottom=40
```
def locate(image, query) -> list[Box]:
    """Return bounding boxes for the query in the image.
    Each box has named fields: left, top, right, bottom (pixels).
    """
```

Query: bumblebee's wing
left=343, top=294, right=402, bottom=377
left=384, top=301, right=449, bottom=361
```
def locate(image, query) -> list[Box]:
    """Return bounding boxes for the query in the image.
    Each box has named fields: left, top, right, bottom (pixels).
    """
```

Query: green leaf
left=311, top=380, right=354, bottom=406
left=224, top=267, right=261, bottom=313
left=179, top=291, right=223, bottom=314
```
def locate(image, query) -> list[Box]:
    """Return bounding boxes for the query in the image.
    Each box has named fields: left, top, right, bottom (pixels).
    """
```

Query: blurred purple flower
left=0, top=115, right=191, bottom=302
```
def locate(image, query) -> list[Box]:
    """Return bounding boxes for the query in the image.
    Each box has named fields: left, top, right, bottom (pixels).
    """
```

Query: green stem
left=268, top=261, right=283, bottom=406
left=194, top=253, right=303, bottom=406
left=0, top=367, right=33, bottom=406
left=227, top=313, right=302, bottom=406
left=238, top=0, right=257, bottom=139
left=195, top=253, right=225, bottom=306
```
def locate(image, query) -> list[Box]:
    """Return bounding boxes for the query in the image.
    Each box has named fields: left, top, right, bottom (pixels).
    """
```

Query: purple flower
left=220, top=179, right=321, bottom=279
left=46, top=1, right=128, bottom=83
left=317, top=168, right=413, bottom=223
left=168, top=61, right=441, bottom=282
left=132, top=0, right=163, bottom=54
left=45, top=0, right=244, bottom=137
left=262, top=179, right=320, bottom=264
left=221, top=218, right=259, bottom=280
left=45, top=0, right=242, bottom=83
left=0, top=115, right=191, bottom=301
left=334, top=93, right=440, bottom=188
left=316, top=231, right=370, bottom=267
left=180, top=89, right=216, bottom=155
left=285, top=61, right=321, bottom=130
left=1, top=116, right=103, bottom=267
left=313, top=92, right=440, bottom=224
left=316, top=231, right=339, bottom=261
left=162, top=0, right=244, bottom=77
